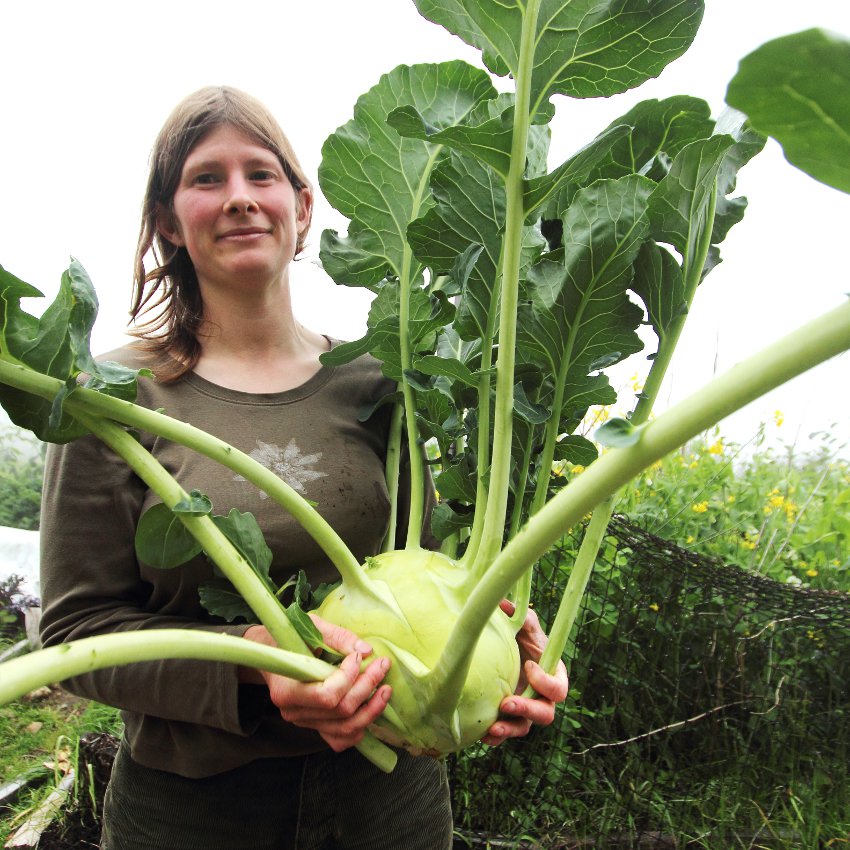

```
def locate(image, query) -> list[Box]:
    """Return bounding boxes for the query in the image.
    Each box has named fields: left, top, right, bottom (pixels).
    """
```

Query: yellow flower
left=648, top=602, right=659, bottom=612
left=686, top=535, right=695, bottom=544
left=708, top=440, right=724, bottom=455
left=571, top=464, right=586, bottom=475
left=741, top=539, right=757, bottom=550
left=774, top=410, right=784, bottom=427
left=727, top=495, right=736, bottom=503
left=692, top=501, right=709, bottom=513
left=806, top=569, right=818, bottom=578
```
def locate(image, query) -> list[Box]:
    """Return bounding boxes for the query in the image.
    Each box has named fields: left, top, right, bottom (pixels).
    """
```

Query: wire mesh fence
left=448, top=516, right=850, bottom=848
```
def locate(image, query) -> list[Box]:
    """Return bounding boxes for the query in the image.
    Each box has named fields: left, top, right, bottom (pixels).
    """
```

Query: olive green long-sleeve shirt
left=39, top=343, right=408, bottom=778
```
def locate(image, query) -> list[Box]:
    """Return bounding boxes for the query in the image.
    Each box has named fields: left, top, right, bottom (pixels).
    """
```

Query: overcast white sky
left=1, top=1, right=848, bottom=455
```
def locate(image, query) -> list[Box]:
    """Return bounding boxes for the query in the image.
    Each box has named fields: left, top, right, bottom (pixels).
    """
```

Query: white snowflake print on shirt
left=234, top=439, right=327, bottom=498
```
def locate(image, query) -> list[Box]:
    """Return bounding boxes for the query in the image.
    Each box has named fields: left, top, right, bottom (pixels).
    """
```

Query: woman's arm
left=39, top=433, right=254, bottom=735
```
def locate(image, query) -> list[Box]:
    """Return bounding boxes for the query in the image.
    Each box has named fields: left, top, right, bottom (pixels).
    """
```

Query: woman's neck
left=191, top=282, right=330, bottom=393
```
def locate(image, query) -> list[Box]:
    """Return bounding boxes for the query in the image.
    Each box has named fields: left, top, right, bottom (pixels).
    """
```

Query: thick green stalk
left=474, top=0, right=542, bottom=572
left=0, top=630, right=398, bottom=773
left=433, top=298, right=850, bottom=696
left=460, top=341, right=495, bottom=568
left=0, top=630, right=335, bottom=706
left=381, top=401, right=404, bottom=553
left=0, top=361, right=372, bottom=594
left=401, top=147, right=445, bottom=547
left=529, top=497, right=613, bottom=683
left=399, top=245, right=426, bottom=548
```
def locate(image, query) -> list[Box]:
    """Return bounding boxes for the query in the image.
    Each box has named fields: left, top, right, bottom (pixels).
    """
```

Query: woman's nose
left=224, top=178, right=258, bottom=215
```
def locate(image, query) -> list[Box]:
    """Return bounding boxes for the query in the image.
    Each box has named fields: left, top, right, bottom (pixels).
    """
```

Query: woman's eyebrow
left=185, top=154, right=280, bottom=172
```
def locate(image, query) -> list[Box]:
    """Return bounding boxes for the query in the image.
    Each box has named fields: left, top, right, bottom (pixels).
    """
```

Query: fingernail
left=504, top=699, right=517, bottom=713
left=380, top=657, right=390, bottom=672
left=355, top=640, right=372, bottom=654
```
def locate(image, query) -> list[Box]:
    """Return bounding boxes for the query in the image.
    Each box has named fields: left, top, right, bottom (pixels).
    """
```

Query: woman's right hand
left=240, top=617, right=392, bottom=752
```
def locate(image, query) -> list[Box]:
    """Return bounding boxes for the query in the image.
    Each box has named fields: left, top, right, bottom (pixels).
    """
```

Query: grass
left=0, top=634, right=122, bottom=843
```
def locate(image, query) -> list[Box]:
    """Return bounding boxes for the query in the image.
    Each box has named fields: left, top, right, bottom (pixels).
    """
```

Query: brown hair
left=129, top=86, right=313, bottom=381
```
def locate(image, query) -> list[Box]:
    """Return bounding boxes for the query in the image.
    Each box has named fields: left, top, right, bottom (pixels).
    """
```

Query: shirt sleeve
left=38, top=433, right=257, bottom=736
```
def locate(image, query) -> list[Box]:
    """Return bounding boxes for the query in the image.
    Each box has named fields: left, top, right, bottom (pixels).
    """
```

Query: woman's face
left=159, top=124, right=312, bottom=294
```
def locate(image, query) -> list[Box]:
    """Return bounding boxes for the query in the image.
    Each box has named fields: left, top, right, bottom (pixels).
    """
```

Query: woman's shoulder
left=96, top=341, right=159, bottom=372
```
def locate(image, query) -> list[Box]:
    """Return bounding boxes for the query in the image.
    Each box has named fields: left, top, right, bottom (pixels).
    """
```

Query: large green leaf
left=532, top=96, right=714, bottom=222
left=647, top=135, right=736, bottom=261
left=517, top=175, right=651, bottom=381
left=726, top=28, right=850, bottom=195
left=388, top=92, right=554, bottom=180
left=414, top=0, right=704, bottom=108
left=319, top=61, right=497, bottom=289
left=408, top=148, right=545, bottom=341
left=0, top=260, right=142, bottom=442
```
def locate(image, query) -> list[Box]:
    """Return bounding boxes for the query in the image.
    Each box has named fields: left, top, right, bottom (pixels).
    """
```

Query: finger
left=271, top=650, right=362, bottom=717
left=501, top=693, right=556, bottom=728
left=524, top=660, right=569, bottom=703
left=498, top=598, right=516, bottom=617
left=481, top=715, right=532, bottom=747
left=309, top=613, right=373, bottom=656
left=320, top=684, right=393, bottom=752
left=332, top=655, right=391, bottom=718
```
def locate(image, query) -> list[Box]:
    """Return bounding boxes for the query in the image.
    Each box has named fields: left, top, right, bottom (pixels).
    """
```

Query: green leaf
left=388, top=101, right=514, bottom=177
left=530, top=96, right=715, bottom=221
left=726, top=28, right=850, bottom=194
left=135, top=503, right=203, bottom=569
left=172, top=489, right=214, bottom=517
left=412, top=354, right=478, bottom=387
left=319, top=229, right=392, bottom=290
left=517, top=176, right=651, bottom=379
left=212, top=509, right=274, bottom=592
left=647, top=134, right=736, bottom=261
left=630, top=241, right=686, bottom=341
left=0, top=260, right=143, bottom=443
left=595, top=417, right=641, bottom=448
left=283, top=572, right=337, bottom=657
left=414, top=0, right=704, bottom=106
left=430, top=501, right=475, bottom=541
left=435, top=457, right=478, bottom=502
left=553, top=435, right=598, bottom=466
left=408, top=149, right=545, bottom=341
left=525, top=124, right=632, bottom=219
left=198, top=579, right=255, bottom=623
left=512, top=382, right=550, bottom=425
left=319, top=61, right=497, bottom=288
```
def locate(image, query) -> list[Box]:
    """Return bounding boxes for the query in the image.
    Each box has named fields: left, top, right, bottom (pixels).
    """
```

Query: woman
left=39, top=86, right=568, bottom=850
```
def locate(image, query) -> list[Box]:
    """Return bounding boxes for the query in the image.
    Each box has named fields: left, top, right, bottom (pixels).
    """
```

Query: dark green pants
left=100, top=738, right=453, bottom=850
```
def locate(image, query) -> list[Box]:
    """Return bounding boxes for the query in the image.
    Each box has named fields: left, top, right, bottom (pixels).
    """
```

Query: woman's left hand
left=482, top=600, right=569, bottom=747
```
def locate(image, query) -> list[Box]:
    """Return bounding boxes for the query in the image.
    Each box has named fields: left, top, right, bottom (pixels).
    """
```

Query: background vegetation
left=0, top=427, right=43, bottom=531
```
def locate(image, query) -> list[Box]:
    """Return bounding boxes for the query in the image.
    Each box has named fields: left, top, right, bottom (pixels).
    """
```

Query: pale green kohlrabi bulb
left=316, top=548, right=521, bottom=756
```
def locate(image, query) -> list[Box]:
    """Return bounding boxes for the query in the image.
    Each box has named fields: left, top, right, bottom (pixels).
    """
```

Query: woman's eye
left=192, top=173, right=220, bottom=186
left=251, top=170, right=277, bottom=182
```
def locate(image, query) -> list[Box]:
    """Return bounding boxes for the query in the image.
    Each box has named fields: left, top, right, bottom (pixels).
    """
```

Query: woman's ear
left=156, top=202, right=185, bottom=247
left=295, top=187, right=313, bottom=236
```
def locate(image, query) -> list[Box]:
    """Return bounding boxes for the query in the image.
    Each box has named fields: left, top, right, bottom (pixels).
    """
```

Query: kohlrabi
left=1, top=5, right=849, bottom=775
